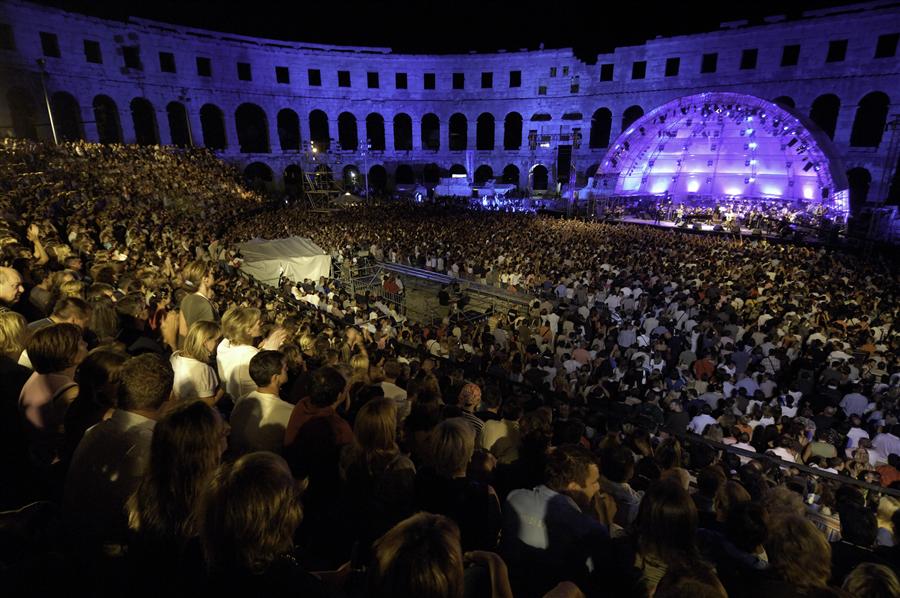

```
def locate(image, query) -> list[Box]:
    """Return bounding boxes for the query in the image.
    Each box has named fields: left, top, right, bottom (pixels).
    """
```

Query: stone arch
left=449, top=113, right=467, bottom=151
left=245, top=162, right=273, bottom=180
left=476, top=113, right=495, bottom=151
left=773, top=96, right=795, bottom=109
left=51, top=91, right=83, bottom=141
left=337, top=111, right=358, bottom=151
left=449, top=164, right=467, bottom=176
left=474, top=164, right=493, bottom=185
left=277, top=108, right=301, bottom=151
left=6, top=87, right=38, bottom=139
left=393, top=113, right=413, bottom=151
left=395, top=164, right=415, bottom=184
left=589, top=108, right=612, bottom=149
left=809, top=94, right=840, bottom=140
left=243, top=162, right=273, bottom=191
left=423, top=163, right=442, bottom=184
left=365, top=113, right=385, bottom=151
left=283, top=164, right=303, bottom=193
left=421, top=113, right=440, bottom=151
left=502, top=164, right=520, bottom=186
left=368, top=164, right=387, bottom=191
left=503, top=112, right=523, bottom=150
left=235, top=103, right=269, bottom=153
left=342, top=164, right=360, bottom=187
left=621, top=105, right=644, bottom=133
left=309, top=109, right=330, bottom=151
left=200, top=103, right=227, bottom=150
left=850, top=91, right=890, bottom=147
left=130, top=97, right=159, bottom=146
left=847, top=167, right=871, bottom=210
left=166, top=101, right=190, bottom=147
left=92, top=95, right=121, bottom=143
left=530, top=164, right=549, bottom=191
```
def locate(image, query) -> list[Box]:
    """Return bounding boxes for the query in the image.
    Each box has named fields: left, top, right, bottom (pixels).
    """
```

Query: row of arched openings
left=4, top=89, right=892, bottom=153
left=243, top=162, right=551, bottom=190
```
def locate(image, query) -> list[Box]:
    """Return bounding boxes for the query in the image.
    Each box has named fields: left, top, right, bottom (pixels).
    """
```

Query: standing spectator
left=178, top=260, right=218, bottom=336
left=230, top=350, right=293, bottom=455
left=170, top=320, right=222, bottom=404
left=64, top=353, right=174, bottom=550
left=19, top=323, right=88, bottom=473
left=126, top=400, right=227, bottom=595
left=199, top=452, right=328, bottom=597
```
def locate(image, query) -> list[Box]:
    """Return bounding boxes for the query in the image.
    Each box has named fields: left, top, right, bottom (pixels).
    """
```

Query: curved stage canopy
left=599, top=92, right=849, bottom=216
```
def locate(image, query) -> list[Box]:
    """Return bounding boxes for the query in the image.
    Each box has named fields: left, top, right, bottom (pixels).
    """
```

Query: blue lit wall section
left=601, top=92, right=849, bottom=215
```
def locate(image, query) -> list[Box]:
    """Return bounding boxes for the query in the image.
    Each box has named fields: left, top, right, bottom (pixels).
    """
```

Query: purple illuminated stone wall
left=0, top=0, right=896, bottom=204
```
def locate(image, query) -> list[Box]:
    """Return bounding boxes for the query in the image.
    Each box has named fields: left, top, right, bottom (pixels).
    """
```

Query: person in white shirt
left=872, top=425, right=900, bottom=464
left=170, top=319, right=223, bottom=405
left=379, top=359, right=409, bottom=422
left=229, top=350, right=293, bottom=455
left=216, top=306, right=287, bottom=401
left=688, top=405, right=717, bottom=435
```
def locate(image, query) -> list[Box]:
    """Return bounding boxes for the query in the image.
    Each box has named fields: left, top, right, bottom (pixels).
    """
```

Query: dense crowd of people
left=1, top=139, right=899, bottom=597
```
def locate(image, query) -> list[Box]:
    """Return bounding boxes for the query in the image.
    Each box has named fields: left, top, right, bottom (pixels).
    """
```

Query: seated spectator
left=170, top=319, right=222, bottom=404
left=841, top=563, right=900, bottom=598
left=230, top=350, right=293, bottom=455
left=655, top=565, right=728, bottom=598
left=126, top=400, right=226, bottom=595
left=599, top=445, right=644, bottom=528
left=64, top=353, right=173, bottom=550
left=199, top=451, right=328, bottom=597
left=338, top=397, right=416, bottom=562
left=416, top=417, right=502, bottom=552
left=631, top=479, right=707, bottom=595
left=368, top=513, right=468, bottom=598
left=502, top=443, right=608, bottom=596
left=761, top=515, right=833, bottom=596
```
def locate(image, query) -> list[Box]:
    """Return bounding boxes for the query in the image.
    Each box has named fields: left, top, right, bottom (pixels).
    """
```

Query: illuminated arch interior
left=601, top=92, right=849, bottom=215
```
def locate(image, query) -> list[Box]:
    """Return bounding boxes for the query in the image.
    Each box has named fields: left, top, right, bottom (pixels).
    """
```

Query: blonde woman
left=171, top=320, right=223, bottom=405
left=216, top=306, right=287, bottom=400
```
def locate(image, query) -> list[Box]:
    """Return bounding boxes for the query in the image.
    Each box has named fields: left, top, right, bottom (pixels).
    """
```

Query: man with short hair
left=503, top=444, right=609, bottom=596
left=64, top=353, right=173, bottom=549
left=27, top=296, right=92, bottom=331
left=229, top=350, right=293, bottom=454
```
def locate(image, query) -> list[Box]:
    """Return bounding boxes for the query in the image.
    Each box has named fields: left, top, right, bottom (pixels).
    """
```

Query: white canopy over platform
left=236, top=236, right=330, bottom=286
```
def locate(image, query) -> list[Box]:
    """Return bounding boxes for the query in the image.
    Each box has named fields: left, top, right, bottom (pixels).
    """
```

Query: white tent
left=236, top=236, right=331, bottom=286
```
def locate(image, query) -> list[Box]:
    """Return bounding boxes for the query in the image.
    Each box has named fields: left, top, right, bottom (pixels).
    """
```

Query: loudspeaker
left=693, top=223, right=703, bottom=230
left=751, top=228, right=762, bottom=236
left=713, top=224, right=724, bottom=232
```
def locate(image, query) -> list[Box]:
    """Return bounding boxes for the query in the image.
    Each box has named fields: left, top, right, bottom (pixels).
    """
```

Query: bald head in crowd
left=0, top=267, right=24, bottom=306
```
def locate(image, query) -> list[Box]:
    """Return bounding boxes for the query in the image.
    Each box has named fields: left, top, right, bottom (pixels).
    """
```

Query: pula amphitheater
left=0, top=0, right=898, bottom=236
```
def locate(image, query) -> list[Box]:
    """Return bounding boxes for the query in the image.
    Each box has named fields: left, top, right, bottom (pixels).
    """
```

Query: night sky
left=31, top=0, right=873, bottom=61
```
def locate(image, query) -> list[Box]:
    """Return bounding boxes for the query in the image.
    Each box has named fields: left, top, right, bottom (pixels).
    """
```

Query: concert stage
left=611, top=216, right=830, bottom=243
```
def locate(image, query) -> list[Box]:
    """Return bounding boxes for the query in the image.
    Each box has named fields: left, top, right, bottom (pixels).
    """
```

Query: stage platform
left=611, top=216, right=830, bottom=243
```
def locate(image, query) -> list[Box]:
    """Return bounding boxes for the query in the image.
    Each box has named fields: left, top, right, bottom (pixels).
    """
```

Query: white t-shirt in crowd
left=229, top=390, right=294, bottom=455
left=216, top=338, right=259, bottom=400
left=171, top=353, right=218, bottom=400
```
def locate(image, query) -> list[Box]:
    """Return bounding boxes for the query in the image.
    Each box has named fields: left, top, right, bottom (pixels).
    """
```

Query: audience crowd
left=1, top=139, right=899, bottom=598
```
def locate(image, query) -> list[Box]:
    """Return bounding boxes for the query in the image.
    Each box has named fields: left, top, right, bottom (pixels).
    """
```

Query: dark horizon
left=26, top=0, right=876, bottom=60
